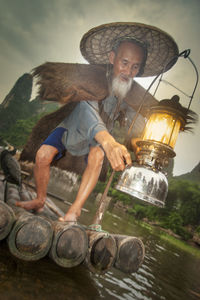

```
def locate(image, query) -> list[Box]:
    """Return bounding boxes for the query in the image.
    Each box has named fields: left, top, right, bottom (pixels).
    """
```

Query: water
left=0, top=177, right=200, bottom=300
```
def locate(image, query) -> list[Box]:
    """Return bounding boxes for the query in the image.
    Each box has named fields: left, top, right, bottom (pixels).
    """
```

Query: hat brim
left=80, top=22, right=179, bottom=77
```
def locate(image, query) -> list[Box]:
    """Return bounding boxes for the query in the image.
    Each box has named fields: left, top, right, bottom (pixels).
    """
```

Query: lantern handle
left=178, top=49, right=191, bottom=58
left=184, top=53, right=199, bottom=110
left=152, top=49, right=199, bottom=110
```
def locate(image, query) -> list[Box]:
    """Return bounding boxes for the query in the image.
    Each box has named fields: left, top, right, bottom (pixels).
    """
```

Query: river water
left=0, top=175, right=200, bottom=300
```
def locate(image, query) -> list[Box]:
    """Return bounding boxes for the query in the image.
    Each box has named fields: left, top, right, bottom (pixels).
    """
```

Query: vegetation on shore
left=94, top=171, right=200, bottom=245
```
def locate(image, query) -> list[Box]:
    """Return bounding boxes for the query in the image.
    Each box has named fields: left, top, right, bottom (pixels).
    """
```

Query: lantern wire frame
left=152, top=49, right=199, bottom=110
left=126, top=49, right=199, bottom=143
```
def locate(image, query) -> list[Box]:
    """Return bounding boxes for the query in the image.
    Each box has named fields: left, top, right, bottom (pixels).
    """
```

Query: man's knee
left=36, top=145, right=58, bottom=166
left=88, top=146, right=104, bottom=167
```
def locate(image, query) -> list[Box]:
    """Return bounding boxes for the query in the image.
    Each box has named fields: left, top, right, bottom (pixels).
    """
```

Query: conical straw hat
left=80, top=22, right=179, bottom=77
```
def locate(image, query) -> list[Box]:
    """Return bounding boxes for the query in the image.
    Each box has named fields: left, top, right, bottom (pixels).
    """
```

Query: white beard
left=111, top=76, right=133, bottom=100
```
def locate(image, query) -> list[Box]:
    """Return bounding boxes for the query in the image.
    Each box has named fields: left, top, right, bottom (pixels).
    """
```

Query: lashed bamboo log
left=5, top=182, right=53, bottom=261
left=0, top=178, right=16, bottom=240
left=7, top=208, right=53, bottom=261
left=85, top=229, right=117, bottom=274
left=23, top=180, right=89, bottom=213
left=5, top=180, right=65, bottom=221
left=49, top=221, right=88, bottom=267
left=112, top=234, right=145, bottom=273
left=5, top=181, right=88, bottom=267
left=0, top=201, right=15, bottom=240
left=0, top=178, right=5, bottom=198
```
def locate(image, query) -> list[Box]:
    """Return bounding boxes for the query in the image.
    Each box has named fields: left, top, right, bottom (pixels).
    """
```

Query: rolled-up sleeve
left=79, top=101, right=107, bottom=142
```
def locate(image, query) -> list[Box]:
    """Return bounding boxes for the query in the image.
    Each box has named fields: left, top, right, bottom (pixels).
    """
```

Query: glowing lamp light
left=116, top=95, right=187, bottom=207
left=142, top=111, right=181, bottom=149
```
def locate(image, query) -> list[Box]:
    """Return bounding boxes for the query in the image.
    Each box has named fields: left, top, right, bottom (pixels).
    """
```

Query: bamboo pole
left=49, top=221, right=88, bottom=268
left=84, top=230, right=117, bottom=274
left=7, top=207, right=53, bottom=261
left=112, top=234, right=145, bottom=273
left=0, top=201, right=15, bottom=240
left=23, top=181, right=89, bottom=213
left=5, top=182, right=53, bottom=261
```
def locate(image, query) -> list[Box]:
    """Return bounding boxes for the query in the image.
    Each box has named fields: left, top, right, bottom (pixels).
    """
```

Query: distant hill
left=0, top=73, right=33, bottom=131
left=173, top=162, right=200, bottom=182
left=0, top=73, right=58, bottom=132
left=0, top=73, right=59, bottom=148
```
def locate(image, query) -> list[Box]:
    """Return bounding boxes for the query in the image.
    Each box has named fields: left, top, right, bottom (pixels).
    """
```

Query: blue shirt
left=43, top=96, right=145, bottom=158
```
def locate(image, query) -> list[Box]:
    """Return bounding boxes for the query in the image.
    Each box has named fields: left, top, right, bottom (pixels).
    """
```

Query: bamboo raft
left=0, top=168, right=145, bottom=275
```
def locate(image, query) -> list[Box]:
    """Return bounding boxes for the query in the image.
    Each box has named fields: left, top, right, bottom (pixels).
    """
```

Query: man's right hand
left=95, top=130, right=131, bottom=171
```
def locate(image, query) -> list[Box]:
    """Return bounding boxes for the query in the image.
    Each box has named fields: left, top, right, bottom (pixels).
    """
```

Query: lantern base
left=115, top=163, right=168, bottom=207
left=136, top=140, right=176, bottom=170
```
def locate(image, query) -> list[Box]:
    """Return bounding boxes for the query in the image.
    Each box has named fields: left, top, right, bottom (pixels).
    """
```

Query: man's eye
left=122, top=60, right=128, bottom=65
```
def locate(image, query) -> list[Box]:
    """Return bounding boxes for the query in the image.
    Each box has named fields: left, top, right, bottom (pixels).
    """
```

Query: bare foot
left=16, top=198, right=45, bottom=212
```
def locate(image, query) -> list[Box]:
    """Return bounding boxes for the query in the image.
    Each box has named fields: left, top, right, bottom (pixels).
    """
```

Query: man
left=16, top=23, right=179, bottom=221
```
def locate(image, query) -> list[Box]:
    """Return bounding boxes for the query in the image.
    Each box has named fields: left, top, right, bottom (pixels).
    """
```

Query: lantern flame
left=142, top=112, right=181, bottom=149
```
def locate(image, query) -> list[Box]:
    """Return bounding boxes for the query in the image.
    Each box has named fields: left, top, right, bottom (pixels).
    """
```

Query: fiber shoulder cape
left=20, top=62, right=158, bottom=180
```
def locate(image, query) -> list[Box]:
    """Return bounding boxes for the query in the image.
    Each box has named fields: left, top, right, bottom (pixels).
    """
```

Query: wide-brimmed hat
left=80, top=22, right=179, bottom=77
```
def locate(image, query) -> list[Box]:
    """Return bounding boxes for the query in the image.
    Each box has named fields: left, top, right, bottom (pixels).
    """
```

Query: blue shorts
left=42, top=127, right=67, bottom=160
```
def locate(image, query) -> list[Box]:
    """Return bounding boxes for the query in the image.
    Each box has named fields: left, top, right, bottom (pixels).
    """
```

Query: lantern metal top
left=147, top=95, right=187, bottom=129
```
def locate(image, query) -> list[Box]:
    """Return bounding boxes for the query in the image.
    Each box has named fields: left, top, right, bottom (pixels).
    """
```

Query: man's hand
left=95, top=131, right=131, bottom=171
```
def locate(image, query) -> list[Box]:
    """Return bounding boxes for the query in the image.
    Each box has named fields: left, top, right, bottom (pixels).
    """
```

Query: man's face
left=109, top=42, right=144, bottom=99
left=109, top=42, right=144, bottom=81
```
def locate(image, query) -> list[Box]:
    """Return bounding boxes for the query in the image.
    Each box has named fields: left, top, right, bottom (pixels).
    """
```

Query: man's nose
left=124, top=65, right=133, bottom=78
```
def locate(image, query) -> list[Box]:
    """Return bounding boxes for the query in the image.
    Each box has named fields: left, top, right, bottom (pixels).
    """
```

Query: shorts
left=42, top=127, right=67, bottom=160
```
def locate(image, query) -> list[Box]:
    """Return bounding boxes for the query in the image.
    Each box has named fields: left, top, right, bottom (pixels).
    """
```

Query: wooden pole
left=85, top=171, right=118, bottom=274
left=92, top=170, right=115, bottom=225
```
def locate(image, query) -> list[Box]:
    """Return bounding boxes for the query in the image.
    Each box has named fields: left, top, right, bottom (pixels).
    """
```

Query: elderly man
left=16, top=22, right=179, bottom=221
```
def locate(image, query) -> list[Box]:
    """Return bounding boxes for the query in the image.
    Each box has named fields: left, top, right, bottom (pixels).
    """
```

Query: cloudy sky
left=0, top=0, right=199, bottom=175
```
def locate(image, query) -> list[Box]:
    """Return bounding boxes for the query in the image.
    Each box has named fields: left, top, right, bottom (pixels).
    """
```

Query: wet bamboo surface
left=49, top=221, right=88, bottom=268
left=84, top=230, right=117, bottom=274
left=113, top=234, right=145, bottom=273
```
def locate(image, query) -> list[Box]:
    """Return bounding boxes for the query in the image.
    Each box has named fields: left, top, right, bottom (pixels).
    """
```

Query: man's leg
left=16, top=145, right=58, bottom=211
left=60, top=146, right=104, bottom=222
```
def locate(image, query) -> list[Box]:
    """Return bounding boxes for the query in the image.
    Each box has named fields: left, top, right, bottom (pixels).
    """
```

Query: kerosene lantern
left=116, top=50, right=198, bottom=207
left=116, top=95, right=188, bottom=207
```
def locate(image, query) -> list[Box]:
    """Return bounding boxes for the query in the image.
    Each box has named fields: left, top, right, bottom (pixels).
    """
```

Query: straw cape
left=20, top=22, right=179, bottom=179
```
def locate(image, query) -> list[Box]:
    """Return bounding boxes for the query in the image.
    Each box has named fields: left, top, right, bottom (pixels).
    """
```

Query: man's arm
left=95, top=130, right=131, bottom=171
left=79, top=101, right=131, bottom=171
